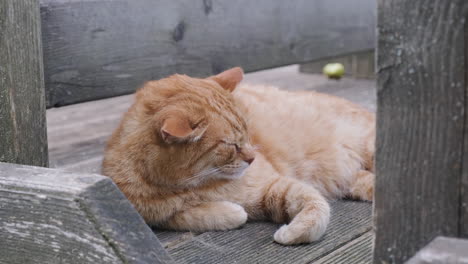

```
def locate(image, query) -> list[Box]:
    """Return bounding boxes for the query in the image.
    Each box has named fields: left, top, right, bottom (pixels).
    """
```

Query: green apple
left=323, top=63, right=345, bottom=79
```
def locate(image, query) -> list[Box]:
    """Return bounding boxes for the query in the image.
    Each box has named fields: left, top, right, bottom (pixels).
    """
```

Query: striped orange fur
left=102, top=67, right=375, bottom=245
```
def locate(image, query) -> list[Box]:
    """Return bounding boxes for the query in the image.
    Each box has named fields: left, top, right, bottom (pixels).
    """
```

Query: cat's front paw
left=273, top=206, right=329, bottom=245
left=215, top=201, right=248, bottom=230
left=273, top=221, right=327, bottom=245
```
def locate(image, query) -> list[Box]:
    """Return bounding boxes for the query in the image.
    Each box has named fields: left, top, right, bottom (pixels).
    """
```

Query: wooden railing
left=40, top=0, right=376, bottom=107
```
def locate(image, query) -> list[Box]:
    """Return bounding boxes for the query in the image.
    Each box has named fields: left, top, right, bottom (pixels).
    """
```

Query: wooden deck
left=47, top=65, right=376, bottom=263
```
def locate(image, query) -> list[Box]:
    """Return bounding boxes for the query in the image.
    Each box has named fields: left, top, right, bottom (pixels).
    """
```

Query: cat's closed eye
left=226, top=143, right=241, bottom=154
left=234, top=144, right=241, bottom=153
left=220, top=140, right=241, bottom=151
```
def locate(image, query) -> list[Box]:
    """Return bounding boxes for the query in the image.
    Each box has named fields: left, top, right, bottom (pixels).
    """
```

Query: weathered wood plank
left=462, top=24, right=468, bottom=239
left=374, top=1, right=468, bottom=263
left=406, top=237, right=468, bottom=264
left=167, top=201, right=371, bottom=264
left=0, top=0, right=48, bottom=166
left=153, top=229, right=195, bottom=249
left=315, top=231, right=372, bottom=264
left=0, top=162, right=174, bottom=264
left=49, top=137, right=107, bottom=169
left=40, top=0, right=376, bottom=107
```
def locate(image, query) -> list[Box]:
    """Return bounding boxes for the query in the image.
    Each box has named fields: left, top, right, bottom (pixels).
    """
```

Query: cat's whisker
left=182, top=167, right=223, bottom=185
left=197, top=167, right=224, bottom=177
left=182, top=163, right=242, bottom=186
left=182, top=172, right=211, bottom=183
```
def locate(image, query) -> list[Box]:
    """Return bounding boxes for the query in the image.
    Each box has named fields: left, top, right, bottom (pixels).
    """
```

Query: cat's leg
left=161, top=201, right=247, bottom=232
left=249, top=176, right=331, bottom=245
left=349, top=170, right=374, bottom=201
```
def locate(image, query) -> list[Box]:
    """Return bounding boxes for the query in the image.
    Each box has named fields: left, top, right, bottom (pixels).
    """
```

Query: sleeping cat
left=102, top=67, right=375, bottom=245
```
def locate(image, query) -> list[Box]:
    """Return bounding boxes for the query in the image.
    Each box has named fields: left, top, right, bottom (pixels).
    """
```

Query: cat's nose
left=241, top=144, right=255, bottom=165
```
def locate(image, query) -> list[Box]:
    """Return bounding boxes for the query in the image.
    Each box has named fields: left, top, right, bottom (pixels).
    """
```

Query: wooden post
left=0, top=0, right=48, bottom=166
left=374, top=0, right=468, bottom=263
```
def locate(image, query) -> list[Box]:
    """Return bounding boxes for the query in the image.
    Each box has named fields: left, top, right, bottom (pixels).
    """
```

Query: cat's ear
left=160, top=115, right=206, bottom=144
left=209, top=67, right=244, bottom=92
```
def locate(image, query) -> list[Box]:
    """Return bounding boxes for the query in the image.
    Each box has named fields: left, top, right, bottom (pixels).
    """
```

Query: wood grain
left=406, top=237, right=468, bottom=264
left=315, top=231, right=372, bottom=264
left=167, top=201, right=371, bottom=264
left=0, top=0, right=48, bottom=166
left=374, top=0, right=468, bottom=263
left=40, top=0, right=376, bottom=107
left=461, top=21, right=468, bottom=239
left=0, top=162, right=174, bottom=264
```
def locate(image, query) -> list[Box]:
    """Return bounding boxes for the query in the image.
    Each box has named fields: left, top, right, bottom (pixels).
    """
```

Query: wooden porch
left=2, top=0, right=468, bottom=263
left=47, top=66, right=375, bottom=263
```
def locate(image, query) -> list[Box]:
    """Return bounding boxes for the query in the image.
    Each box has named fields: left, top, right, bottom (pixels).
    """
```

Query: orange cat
left=102, top=67, right=375, bottom=245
